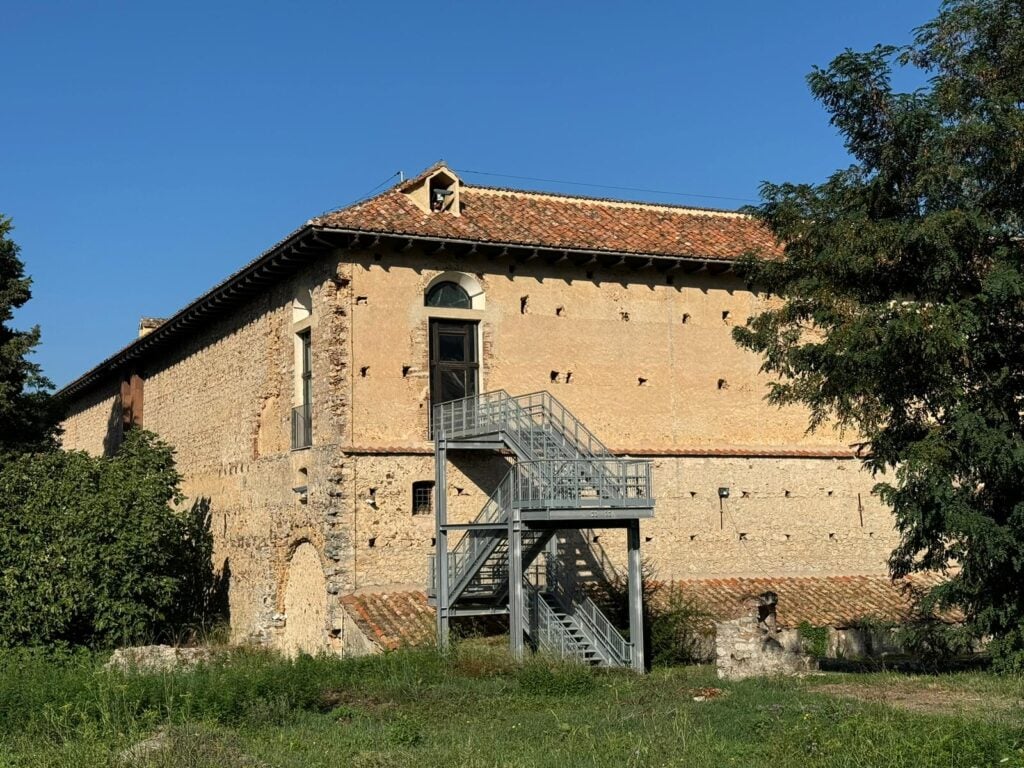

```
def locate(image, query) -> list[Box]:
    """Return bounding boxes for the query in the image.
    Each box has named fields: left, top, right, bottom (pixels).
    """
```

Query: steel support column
left=508, top=507, right=525, bottom=661
left=435, top=436, right=450, bottom=650
left=627, top=520, right=645, bottom=673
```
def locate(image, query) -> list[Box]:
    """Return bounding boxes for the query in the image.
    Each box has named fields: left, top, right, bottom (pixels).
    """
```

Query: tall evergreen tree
left=0, top=216, right=57, bottom=454
left=734, top=0, right=1024, bottom=667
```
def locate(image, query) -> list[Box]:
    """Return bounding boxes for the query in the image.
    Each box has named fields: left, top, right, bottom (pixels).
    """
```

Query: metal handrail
left=524, top=579, right=593, bottom=664
left=513, top=390, right=614, bottom=460
left=431, top=460, right=650, bottom=598
left=547, top=561, right=632, bottom=666
left=433, top=454, right=650, bottom=600
left=430, top=390, right=650, bottom=667
left=432, top=390, right=613, bottom=463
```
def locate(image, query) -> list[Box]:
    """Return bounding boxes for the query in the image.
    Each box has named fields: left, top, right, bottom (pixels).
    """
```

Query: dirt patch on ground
left=316, top=688, right=399, bottom=715
left=815, top=681, right=1022, bottom=721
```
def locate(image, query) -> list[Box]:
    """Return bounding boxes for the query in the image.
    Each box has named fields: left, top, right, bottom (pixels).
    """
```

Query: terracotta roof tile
left=314, top=176, right=780, bottom=262
left=340, top=574, right=952, bottom=651
left=666, top=573, right=953, bottom=628
left=340, top=591, right=435, bottom=651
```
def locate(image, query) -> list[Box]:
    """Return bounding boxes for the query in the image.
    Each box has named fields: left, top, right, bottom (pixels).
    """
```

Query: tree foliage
left=0, top=216, right=58, bottom=455
left=0, top=429, right=222, bottom=648
left=733, top=0, right=1024, bottom=668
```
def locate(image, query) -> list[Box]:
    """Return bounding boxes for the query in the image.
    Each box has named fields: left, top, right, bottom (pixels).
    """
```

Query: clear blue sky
left=2, top=1, right=937, bottom=388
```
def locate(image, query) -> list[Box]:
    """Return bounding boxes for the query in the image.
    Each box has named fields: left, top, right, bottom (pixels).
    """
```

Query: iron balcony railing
left=291, top=402, right=312, bottom=450
left=512, top=459, right=653, bottom=510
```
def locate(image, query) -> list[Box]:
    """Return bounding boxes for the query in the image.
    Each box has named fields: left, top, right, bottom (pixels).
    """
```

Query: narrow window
left=292, top=330, right=312, bottom=449
left=412, top=481, right=434, bottom=515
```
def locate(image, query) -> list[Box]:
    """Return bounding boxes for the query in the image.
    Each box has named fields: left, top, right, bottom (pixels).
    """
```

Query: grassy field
left=1, top=643, right=1023, bottom=768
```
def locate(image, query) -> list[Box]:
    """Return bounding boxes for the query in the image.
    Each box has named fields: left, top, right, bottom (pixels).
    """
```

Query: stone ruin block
left=715, top=591, right=817, bottom=680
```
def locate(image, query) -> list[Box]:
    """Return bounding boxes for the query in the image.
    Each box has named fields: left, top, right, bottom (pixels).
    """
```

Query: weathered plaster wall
left=345, top=249, right=841, bottom=449
left=342, top=248, right=894, bottom=586
left=282, top=541, right=329, bottom=657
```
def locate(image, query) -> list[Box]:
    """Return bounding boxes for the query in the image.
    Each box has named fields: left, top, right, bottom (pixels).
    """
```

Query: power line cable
left=453, top=167, right=760, bottom=205
left=321, top=171, right=404, bottom=216
left=356, top=170, right=404, bottom=201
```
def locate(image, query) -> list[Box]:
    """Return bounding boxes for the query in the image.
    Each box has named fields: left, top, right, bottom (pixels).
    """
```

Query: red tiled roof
left=313, top=168, right=780, bottom=262
left=666, top=573, right=952, bottom=628
left=340, top=591, right=435, bottom=651
left=340, top=574, right=952, bottom=650
left=58, top=164, right=778, bottom=402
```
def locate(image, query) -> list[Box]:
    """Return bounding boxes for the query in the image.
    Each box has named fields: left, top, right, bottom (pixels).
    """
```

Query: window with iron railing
left=292, top=330, right=312, bottom=449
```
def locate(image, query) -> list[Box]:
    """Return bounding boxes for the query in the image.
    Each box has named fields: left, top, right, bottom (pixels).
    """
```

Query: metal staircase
left=429, top=391, right=654, bottom=671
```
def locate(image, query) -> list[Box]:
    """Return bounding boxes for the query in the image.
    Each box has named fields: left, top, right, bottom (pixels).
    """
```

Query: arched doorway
left=282, top=542, right=327, bottom=657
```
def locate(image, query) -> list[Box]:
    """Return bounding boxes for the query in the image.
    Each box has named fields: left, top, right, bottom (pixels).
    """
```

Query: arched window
left=425, top=280, right=471, bottom=309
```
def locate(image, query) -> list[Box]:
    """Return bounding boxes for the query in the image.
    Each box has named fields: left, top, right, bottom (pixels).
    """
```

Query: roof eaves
left=315, top=225, right=741, bottom=267
left=56, top=223, right=739, bottom=406
left=56, top=223, right=331, bottom=403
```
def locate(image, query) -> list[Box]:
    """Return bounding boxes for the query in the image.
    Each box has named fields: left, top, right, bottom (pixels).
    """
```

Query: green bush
left=988, top=627, right=1024, bottom=674
left=797, top=622, right=829, bottom=658
left=598, top=556, right=713, bottom=667
left=0, top=430, right=222, bottom=648
left=649, top=583, right=712, bottom=666
left=893, top=616, right=975, bottom=670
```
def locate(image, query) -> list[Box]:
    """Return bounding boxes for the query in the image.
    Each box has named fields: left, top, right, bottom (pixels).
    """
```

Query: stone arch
left=281, top=541, right=328, bottom=657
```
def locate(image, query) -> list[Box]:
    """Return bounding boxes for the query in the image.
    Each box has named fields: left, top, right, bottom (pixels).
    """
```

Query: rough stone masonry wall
left=59, top=377, right=121, bottom=456
left=62, top=254, right=356, bottom=654
left=715, top=595, right=817, bottom=680
left=345, top=452, right=893, bottom=586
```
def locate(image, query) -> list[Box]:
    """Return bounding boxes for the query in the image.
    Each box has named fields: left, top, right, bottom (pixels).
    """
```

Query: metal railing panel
left=524, top=579, right=593, bottom=664
left=291, top=403, right=311, bottom=450
left=512, top=459, right=653, bottom=509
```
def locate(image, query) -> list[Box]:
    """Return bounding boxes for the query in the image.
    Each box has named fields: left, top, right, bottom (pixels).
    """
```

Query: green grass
left=1, top=643, right=1023, bottom=767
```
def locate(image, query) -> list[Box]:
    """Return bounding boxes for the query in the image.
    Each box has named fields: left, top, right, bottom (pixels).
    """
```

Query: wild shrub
left=0, top=429, right=223, bottom=649
left=893, top=616, right=975, bottom=670
left=648, top=583, right=713, bottom=666
left=602, top=558, right=711, bottom=666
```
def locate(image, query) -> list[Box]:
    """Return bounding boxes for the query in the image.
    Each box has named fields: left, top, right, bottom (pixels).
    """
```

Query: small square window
left=412, top=481, right=434, bottom=515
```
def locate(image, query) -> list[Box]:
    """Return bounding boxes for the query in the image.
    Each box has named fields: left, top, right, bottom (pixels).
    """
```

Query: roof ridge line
left=460, top=181, right=749, bottom=217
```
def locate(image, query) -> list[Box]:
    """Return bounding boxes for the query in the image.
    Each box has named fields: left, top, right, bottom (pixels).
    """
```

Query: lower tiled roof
left=664, top=573, right=950, bottom=629
left=340, top=574, right=950, bottom=650
left=340, top=590, right=435, bottom=651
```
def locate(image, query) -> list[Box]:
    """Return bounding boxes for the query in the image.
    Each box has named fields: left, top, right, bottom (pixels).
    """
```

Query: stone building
left=57, top=163, right=902, bottom=657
